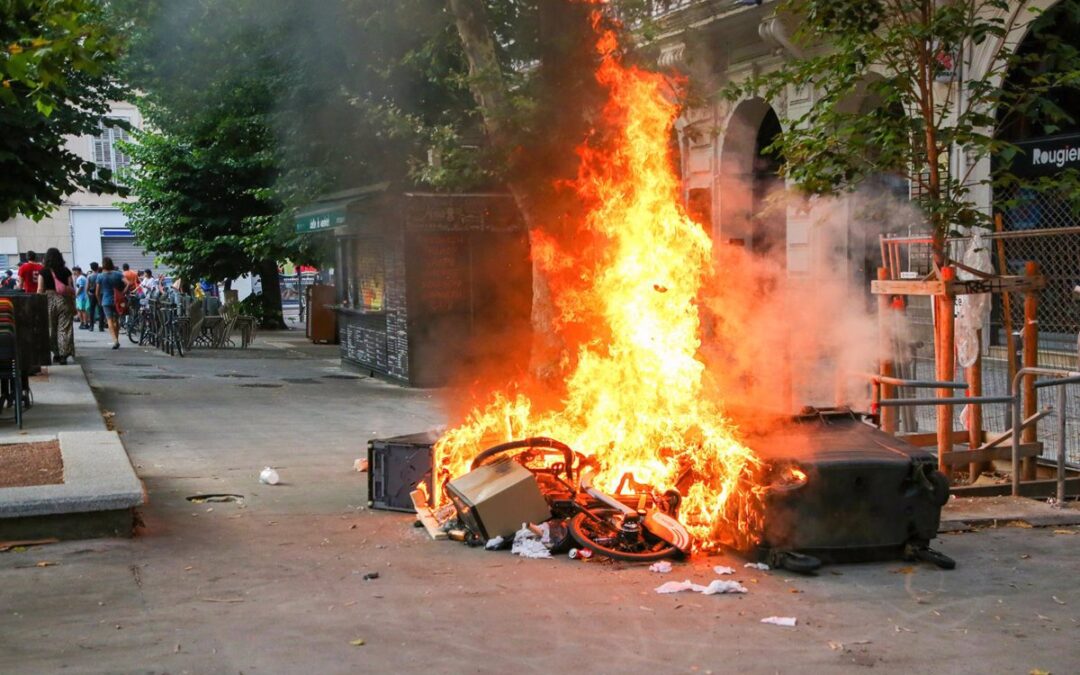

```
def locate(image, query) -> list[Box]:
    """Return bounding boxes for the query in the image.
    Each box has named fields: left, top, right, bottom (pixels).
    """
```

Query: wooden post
left=1022, top=261, right=1040, bottom=481
left=967, top=328, right=985, bottom=481
left=937, top=266, right=956, bottom=473
left=877, top=267, right=897, bottom=433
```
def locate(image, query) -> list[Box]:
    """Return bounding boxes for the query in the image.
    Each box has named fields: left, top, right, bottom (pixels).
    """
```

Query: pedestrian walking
left=85, top=262, right=105, bottom=332
left=95, top=257, right=130, bottom=350
left=73, top=267, right=89, bottom=328
left=38, top=248, right=76, bottom=364
left=17, top=251, right=42, bottom=293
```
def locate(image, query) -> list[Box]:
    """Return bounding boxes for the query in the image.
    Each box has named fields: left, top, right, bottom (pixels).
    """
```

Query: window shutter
left=112, top=127, right=130, bottom=171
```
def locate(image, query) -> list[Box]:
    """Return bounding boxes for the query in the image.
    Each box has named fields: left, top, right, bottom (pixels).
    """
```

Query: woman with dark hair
left=38, top=247, right=76, bottom=364
left=95, top=257, right=130, bottom=349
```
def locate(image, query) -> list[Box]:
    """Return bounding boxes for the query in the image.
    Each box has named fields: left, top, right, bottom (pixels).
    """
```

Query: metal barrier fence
left=902, top=356, right=1080, bottom=465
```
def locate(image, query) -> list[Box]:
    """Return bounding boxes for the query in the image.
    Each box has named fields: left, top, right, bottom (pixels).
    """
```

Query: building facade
left=0, top=100, right=159, bottom=273
left=652, top=0, right=1074, bottom=282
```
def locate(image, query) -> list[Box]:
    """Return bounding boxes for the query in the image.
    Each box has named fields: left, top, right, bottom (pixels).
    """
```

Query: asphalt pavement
left=0, top=324, right=1077, bottom=674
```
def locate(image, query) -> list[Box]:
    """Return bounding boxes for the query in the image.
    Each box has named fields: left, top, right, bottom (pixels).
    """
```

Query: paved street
left=0, top=327, right=1078, bottom=674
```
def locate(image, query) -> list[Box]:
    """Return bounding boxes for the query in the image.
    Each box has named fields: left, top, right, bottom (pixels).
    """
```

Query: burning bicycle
left=436, top=408, right=955, bottom=573
left=451, top=437, right=692, bottom=563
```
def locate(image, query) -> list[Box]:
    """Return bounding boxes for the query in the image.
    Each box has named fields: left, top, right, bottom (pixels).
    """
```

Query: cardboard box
left=446, top=459, right=551, bottom=540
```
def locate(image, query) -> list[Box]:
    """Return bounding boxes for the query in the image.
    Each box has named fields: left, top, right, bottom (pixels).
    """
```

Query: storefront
left=294, top=185, right=532, bottom=387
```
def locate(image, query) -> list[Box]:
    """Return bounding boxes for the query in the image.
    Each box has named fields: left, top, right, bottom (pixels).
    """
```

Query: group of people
left=3, top=250, right=157, bottom=361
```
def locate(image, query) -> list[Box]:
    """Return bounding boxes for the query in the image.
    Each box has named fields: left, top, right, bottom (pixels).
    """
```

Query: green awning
left=293, top=182, right=391, bottom=234
left=294, top=207, right=347, bottom=234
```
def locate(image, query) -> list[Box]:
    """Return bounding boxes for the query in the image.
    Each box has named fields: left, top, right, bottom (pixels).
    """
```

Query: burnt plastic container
left=733, top=409, right=950, bottom=565
left=367, top=431, right=438, bottom=512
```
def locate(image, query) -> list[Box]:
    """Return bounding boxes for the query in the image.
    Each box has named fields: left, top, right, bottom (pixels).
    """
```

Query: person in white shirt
left=139, top=269, right=159, bottom=296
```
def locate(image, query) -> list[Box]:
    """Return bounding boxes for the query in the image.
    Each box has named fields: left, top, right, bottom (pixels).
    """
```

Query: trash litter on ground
left=511, top=524, right=552, bottom=559
left=649, top=561, right=673, bottom=573
left=714, top=565, right=734, bottom=575
left=744, top=562, right=770, bottom=571
left=761, top=616, right=797, bottom=627
left=259, top=467, right=280, bottom=485
left=654, top=579, right=747, bottom=595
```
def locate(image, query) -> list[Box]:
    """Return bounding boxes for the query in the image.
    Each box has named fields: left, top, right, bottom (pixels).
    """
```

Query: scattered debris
left=410, top=490, right=449, bottom=541
left=828, top=641, right=844, bottom=651
left=1052, top=596, right=1066, bottom=605
left=713, top=565, right=734, bottom=575
left=484, top=536, right=505, bottom=550
left=349, top=638, right=366, bottom=647
left=761, top=616, right=797, bottom=627
left=654, top=579, right=747, bottom=595
left=656, top=580, right=707, bottom=594
left=259, top=467, right=280, bottom=485
left=35, top=561, right=56, bottom=568
left=1004, top=520, right=1034, bottom=529
left=1053, top=529, right=1077, bottom=535
left=649, top=561, right=673, bottom=573
left=568, top=548, right=593, bottom=560
left=511, top=524, right=552, bottom=559
left=744, top=562, right=770, bottom=571
left=362, top=572, right=379, bottom=581
left=0, top=538, right=59, bottom=552
left=702, top=580, right=748, bottom=595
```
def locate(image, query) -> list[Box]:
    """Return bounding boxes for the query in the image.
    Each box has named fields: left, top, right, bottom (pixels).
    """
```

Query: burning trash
left=370, top=13, right=955, bottom=574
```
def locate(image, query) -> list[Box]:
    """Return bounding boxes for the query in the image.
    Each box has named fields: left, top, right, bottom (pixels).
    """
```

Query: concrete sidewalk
left=0, top=364, right=106, bottom=439
left=0, top=356, right=143, bottom=539
left=0, top=328, right=1077, bottom=674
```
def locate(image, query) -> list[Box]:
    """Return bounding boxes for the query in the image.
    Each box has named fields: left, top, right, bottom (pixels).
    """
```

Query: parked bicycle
left=133, top=298, right=185, bottom=357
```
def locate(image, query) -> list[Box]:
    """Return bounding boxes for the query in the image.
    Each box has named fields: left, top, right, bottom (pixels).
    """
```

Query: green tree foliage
left=0, top=0, right=127, bottom=221
left=728, top=0, right=1080, bottom=258
left=119, top=0, right=482, bottom=326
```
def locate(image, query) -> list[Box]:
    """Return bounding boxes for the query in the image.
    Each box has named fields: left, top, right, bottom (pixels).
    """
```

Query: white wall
left=70, top=207, right=126, bottom=271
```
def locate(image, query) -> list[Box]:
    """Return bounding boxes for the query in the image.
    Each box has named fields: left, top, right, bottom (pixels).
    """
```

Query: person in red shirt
left=18, top=251, right=42, bottom=293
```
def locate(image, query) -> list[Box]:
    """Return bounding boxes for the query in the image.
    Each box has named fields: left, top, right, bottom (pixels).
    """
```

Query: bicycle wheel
left=172, top=324, right=184, bottom=357
left=127, top=315, right=141, bottom=343
left=569, top=508, right=678, bottom=563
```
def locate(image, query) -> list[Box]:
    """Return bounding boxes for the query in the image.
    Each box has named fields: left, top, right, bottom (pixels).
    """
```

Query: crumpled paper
left=484, top=536, right=505, bottom=550
left=744, top=562, right=770, bottom=571
left=649, top=561, right=673, bottom=573
left=713, top=565, right=735, bottom=575
left=654, top=579, right=747, bottom=595
left=761, top=616, right=797, bottom=627
left=511, top=525, right=551, bottom=559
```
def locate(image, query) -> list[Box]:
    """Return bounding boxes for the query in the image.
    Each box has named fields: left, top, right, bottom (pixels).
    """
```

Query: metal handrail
left=1010, top=367, right=1080, bottom=499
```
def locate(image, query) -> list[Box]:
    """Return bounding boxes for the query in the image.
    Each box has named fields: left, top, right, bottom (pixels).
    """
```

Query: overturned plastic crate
left=367, top=431, right=437, bottom=512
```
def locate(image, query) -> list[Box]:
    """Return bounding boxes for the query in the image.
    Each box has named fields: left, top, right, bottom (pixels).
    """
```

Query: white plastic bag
left=954, top=232, right=993, bottom=368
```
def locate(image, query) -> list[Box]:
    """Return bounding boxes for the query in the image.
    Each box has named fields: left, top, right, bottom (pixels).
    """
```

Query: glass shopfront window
left=348, top=237, right=384, bottom=310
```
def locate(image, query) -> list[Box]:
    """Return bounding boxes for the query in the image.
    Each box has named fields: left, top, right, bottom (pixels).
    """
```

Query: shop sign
left=1011, top=133, right=1080, bottom=178
left=295, top=207, right=346, bottom=233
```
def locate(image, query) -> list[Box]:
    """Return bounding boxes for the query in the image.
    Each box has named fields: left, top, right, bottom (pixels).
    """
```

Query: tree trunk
left=447, top=0, right=565, bottom=380
left=257, top=258, right=286, bottom=329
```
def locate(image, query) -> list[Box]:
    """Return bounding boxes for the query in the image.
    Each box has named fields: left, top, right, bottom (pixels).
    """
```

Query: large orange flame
left=434, top=16, right=760, bottom=545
